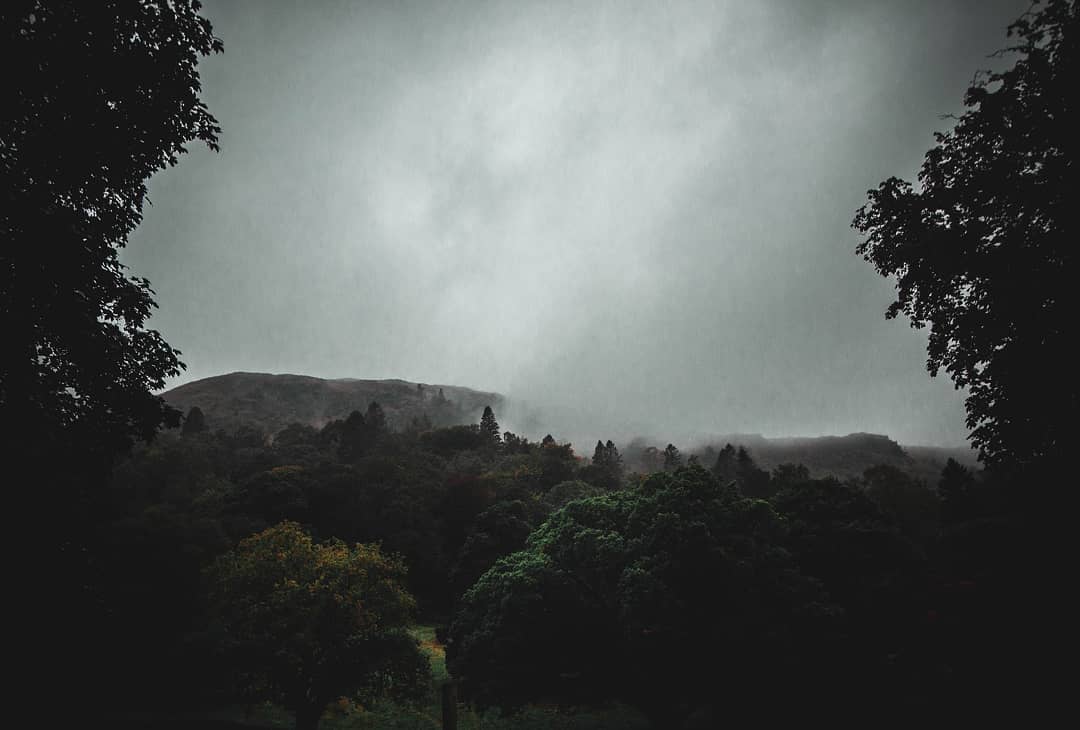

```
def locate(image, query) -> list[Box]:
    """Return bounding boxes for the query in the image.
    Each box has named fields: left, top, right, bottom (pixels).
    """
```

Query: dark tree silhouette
left=450, top=500, right=534, bottom=597
left=852, top=0, right=1077, bottom=471
left=502, top=430, right=531, bottom=454
left=479, top=405, right=502, bottom=447
left=365, top=400, right=387, bottom=437
left=770, top=462, right=811, bottom=492
left=938, top=457, right=978, bottom=524
left=2, top=1, right=223, bottom=717
left=447, top=465, right=838, bottom=725
left=662, top=443, right=682, bottom=471
left=585, top=439, right=623, bottom=489
left=2, top=1, right=222, bottom=461
left=181, top=405, right=207, bottom=436
left=337, top=410, right=367, bottom=462
left=735, top=446, right=772, bottom=498
left=712, top=443, right=738, bottom=484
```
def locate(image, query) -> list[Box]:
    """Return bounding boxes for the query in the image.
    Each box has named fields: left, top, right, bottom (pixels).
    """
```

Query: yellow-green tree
left=206, top=522, right=430, bottom=730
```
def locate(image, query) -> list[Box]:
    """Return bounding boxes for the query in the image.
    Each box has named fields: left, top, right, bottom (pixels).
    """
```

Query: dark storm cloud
left=124, top=0, right=1029, bottom=447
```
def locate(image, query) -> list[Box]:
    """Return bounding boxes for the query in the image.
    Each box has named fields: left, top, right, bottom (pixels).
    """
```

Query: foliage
left=205, top=522, right=430, bottom=730
left=537, top=436, right=578, bottom=488
left=938, top=457, right=979, bottom=524
left=336, top=406, right=388, bottom=463
left=861, top=464, right=940, bottom=546
left=447, top=465, right=839, bottom=725
left=710, top=443, right=738, bottom=484
left=182, top=406, right=207, bottom=436
left=852, top=0, right=1077, bottom=469
left=479, top=405, right=502, bottom=448
left=734, top=445, right=772, bottom=497
left=661, top=443, right=682, bottom=471
left=581, top=440, right=623, bottom=489
left=450, top=500, right=535, bottom=597
left=420, top=424, right=485, bottom=457
left=541, top=480, right=608, bottom=512
left=2, top=1, right=223, bottom=715
left=769, top=462, right=810, bottom=491
left=1, top=0, right=222, bottom=459
left=771, top=476, right=929, bottom=703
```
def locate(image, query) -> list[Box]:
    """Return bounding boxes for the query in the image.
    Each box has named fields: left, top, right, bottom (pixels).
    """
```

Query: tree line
left=2, top=0, right=1072, bottom=726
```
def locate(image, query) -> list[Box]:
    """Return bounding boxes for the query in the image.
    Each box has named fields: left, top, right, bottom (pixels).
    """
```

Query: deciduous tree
left=2, top=0, right=223, bottom=461
left=447, top=465, right=838, bottom=725
left=852, top=0, right=1077, bottom=470
left=206, top=522, right=430, bottom=730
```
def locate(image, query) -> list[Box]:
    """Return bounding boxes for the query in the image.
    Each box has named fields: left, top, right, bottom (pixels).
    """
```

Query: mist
left=123, top=0, right=1028, bottom=448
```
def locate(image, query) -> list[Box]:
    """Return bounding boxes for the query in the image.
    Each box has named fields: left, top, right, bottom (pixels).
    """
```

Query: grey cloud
left=125, top=0, right=1028, bottom=448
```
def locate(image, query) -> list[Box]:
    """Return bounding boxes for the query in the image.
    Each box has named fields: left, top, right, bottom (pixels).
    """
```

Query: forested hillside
left=163, top=372, right=503, bottom=436
left=6, top=0, right=1069, bottom=727
left=95, top=398, right=1015, bottom=725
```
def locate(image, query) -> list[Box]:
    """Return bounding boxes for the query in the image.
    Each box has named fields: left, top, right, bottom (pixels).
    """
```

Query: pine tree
left=601, top=440, right=624, bottom=488
left=479, top=406, right=502, bottom=447
left=592, top=440, right=607, bottom=466
left=735, top=446, right=772, bottom=498
left=712, top=444, right=738, bottom=484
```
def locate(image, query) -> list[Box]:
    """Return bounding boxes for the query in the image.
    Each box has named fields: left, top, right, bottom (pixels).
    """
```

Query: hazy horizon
left=126, top=0, right=1029, bottom=449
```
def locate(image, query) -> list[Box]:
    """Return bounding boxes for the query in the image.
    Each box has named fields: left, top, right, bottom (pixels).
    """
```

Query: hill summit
left=162, top=372, right=503, bottom=437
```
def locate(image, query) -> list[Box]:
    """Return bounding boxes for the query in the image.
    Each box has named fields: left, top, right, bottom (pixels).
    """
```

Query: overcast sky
left=125, top=0, right=1028, bottom=447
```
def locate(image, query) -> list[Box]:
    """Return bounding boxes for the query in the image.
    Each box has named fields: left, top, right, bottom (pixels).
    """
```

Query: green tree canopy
left=852, top=0, right=1077, bottom=471
left=447, top=465, right=839, bottom=726
left=205, top=522, right=430, bottom=730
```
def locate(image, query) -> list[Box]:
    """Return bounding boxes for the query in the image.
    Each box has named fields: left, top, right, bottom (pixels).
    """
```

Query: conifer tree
left=338, top=410, right=367, bottom=462
left=713, top=444, right=738, bottom=484
left=479, top=406, right=502, bottom=447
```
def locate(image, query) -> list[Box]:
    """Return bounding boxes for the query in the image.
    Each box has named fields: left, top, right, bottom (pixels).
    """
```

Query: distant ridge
left=162, top=371, right=504, bottom=437
left=688, top=431, right=977, bottom=483
left=162, top=372, right=977, bottom=482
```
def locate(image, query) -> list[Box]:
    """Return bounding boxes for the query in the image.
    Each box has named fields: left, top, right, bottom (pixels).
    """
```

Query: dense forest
left=95, top=399, right=1022, bottom=727
left=3, top=1, right=1072, bottom=728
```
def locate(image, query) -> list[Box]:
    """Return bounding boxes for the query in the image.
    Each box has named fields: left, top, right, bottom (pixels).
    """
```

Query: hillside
left=682, top=432, right=977, bottom=483
left=162, top=372, right=504, bottom=438
left=163, top=373, right=977, bottom=482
